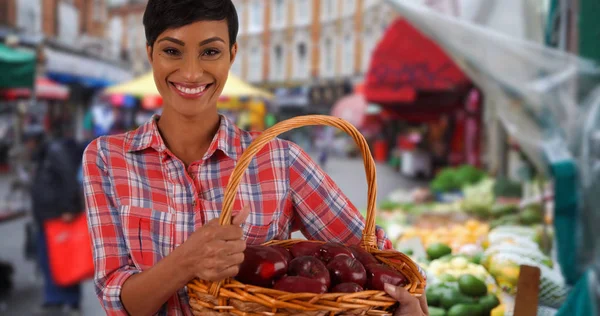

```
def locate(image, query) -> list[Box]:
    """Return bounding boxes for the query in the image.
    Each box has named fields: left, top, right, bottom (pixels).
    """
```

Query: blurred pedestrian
left=318, top=126, right=335, bottom=168
left=23, top=125, right=83, bottom=315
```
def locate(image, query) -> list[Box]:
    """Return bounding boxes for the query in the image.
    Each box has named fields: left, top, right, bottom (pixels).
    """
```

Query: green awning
left=0, top=43, right=36, bottom=88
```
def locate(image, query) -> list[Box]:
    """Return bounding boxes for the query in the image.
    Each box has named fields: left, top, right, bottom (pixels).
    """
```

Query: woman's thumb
left=384, top=284, right=421, bottom=313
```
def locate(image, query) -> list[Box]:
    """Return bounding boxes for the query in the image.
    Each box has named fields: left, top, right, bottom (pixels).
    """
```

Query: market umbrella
left=330, top=94, right=368, bottom=128
left=0, top=77, right=70, bottom=100
left=0, top=43, right=36, bottom=88
left=105, top=71, right=273, bottom=100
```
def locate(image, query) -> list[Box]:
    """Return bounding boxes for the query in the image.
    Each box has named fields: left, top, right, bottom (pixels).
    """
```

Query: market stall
left=364, top=18, right=483, bottom=175
left=0, top=43, right=35, bottom=220
left=104, top=71, right=273, bottom=130
left=370, top=0, right=600, bottom=315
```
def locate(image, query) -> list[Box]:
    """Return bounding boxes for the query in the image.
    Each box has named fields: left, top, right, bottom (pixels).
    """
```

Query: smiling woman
left=81, top=1, right=412, bottom=316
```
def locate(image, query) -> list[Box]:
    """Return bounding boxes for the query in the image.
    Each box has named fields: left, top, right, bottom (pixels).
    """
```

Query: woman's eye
left=202, top=49, right=221, bottom=58
left=163, top=48, right=181, bottom=56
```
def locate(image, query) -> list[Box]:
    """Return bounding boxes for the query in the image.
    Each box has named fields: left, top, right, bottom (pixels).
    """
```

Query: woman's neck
left=157, top=107, right=221, bottom=167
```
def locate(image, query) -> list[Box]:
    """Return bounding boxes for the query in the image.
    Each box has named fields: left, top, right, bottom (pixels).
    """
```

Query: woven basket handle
left=219, top=115, right=378, bottom=247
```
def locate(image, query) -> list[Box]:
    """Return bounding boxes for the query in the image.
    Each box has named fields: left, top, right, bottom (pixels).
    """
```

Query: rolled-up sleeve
left=287, top=142, right=393, bottom=250
left=83, top=138, right=140, bottom=315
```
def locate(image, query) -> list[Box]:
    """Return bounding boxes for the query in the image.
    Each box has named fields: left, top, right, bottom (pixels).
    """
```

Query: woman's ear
left=230, top=42, right=238, bottom=65
left=146, top=44, right=153, bottom=63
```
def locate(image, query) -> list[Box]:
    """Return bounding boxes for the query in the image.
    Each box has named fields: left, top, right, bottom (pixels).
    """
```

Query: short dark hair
left=143, top=0, right=239, bottom=49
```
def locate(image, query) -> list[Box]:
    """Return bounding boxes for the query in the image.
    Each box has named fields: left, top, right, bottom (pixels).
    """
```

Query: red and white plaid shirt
left=82, top=114, right=392, bottom=316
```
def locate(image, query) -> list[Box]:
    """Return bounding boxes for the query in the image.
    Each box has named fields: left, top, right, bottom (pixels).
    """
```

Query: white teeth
left=175, top=84, right=208, bottom=95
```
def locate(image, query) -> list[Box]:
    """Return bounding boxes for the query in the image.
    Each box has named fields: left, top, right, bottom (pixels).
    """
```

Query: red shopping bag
left=44, top=213, right=94, bottom=286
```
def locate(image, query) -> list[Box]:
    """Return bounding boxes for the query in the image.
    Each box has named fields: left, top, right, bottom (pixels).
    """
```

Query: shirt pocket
left=119, top=205, right=175, bottom=271
left=243, top=223, right=277, bottom=246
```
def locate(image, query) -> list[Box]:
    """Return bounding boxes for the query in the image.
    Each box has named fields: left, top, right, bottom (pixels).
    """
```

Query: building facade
left=232, top=0, right=396, bottom=87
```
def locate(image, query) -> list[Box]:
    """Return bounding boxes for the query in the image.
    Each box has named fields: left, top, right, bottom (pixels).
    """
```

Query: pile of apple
left=235, top=241, right=408, bottom=294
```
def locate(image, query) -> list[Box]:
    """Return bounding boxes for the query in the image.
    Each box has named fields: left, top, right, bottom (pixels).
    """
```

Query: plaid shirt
left=82, top=114, right=392, bottom=316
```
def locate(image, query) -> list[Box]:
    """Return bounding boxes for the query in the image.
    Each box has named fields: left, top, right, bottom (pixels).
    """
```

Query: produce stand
left=378, top=1, right=600, bottom=314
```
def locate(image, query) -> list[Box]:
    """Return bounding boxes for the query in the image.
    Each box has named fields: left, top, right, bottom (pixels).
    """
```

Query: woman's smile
left=169, top=81, right=214, bottom=99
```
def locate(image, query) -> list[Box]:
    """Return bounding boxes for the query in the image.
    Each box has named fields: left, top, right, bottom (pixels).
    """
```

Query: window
left=93, top=0, right=103, bottom=22
left=296, top=42, right=308, bottom=79
left=297, top=0, right=310, bottom=23
left=321, top=0, right=336, bottom=20
left=17, top=0, right=42, bottom=35
left=344, top=0, right=356, bottom=15
left=249, top=42, right=263, bottom=82
left=323, top=38, right=334, bottom=76
left=250, top=0, right=263, bottom=31
left=272, top=0, right=285, bottom=26
left=273, top=45, right=284, bottom=80
left=342, top=34, right=354, bottom=75
left=235, top=1, right=245, bottom=33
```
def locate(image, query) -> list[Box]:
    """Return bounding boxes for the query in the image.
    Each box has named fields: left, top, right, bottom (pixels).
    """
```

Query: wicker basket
left=187, top=115, right=426, bottom=316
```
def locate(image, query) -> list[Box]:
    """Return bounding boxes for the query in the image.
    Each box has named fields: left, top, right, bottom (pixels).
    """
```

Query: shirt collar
left=125, top=114, right=241, bottom=160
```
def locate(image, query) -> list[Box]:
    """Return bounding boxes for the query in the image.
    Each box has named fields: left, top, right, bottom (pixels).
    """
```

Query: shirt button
left=192, top=200, right=196, bottom=207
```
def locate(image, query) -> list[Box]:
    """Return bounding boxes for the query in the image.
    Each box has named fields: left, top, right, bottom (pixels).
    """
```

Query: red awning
left=0, top=77, right=70, bottom=101
left=365, top=19, right=470, bottom=105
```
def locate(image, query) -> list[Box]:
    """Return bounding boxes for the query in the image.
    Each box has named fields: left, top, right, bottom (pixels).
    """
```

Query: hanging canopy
left=105, top=71, right=273, bottom=100
left=0, top=77, right=70, bottom=100
left=364, top=18, right=471, bottom=105
left=0, top=43, right=36, bottom=88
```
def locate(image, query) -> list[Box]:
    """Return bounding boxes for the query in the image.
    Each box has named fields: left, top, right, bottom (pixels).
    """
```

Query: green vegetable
left=493, top=177, right=523, bottom=197
left=427, top=243, right=453, bottom=260
left=519, top=207, right=544, bottom=225
left=379, top=200, right=402, bottom=211
left=431, top=169, right=461, bottom=192
left=428, top=307, right=447, bottom=316
left=458, top=274, right=488, bottom=297
left=441, top=288, right=476, bottom=310
left=447, top=304, right=483, bottom=316
left=454, top=165, right=486, bottom=188
left=470, top=252, right=484, bottom=265
left=490, top=204, right=518, bottom=218
left=438, top=273, right=458, bottom=283
left=479, top=294, right=501, bottom=312
left=426, top=286, right=443, bottom=307
left=400, top=248, right=414, bottom=256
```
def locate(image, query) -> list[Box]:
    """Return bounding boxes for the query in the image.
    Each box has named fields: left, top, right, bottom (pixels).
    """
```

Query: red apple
left=289, top=242, right=321, bottom=258
left=348, top=245, right=379, bottom=267
left=288, top=256, right=331, bottom=288
left=331, top=282, right=364, bottom=293
left=273, top=276, right=328, bottom=294
left=365, top=264, right=408, bottom=291
left=235, top=245, right=288, bottom=288
left=270, top=245, right=292, bottom=264
left=327, top=256, right=367, bottom=287
left=319, top=242, right=354, bottom=263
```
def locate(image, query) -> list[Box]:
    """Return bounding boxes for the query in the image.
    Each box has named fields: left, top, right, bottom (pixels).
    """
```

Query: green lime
left=520, top=207, right=544, bottom=225
left=458, top=274, right=488, bottom=297
left=441, top=288, right=476, bottom=310
left=447, top=304, right=483, bottom=316
left=428, top=306, right=447, bottom=316
left=427, top=243, right=453, bottom=260
left=479, top=294, right=501, bottom=312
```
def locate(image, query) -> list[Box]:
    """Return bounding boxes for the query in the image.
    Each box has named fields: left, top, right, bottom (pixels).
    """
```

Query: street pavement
left=0, top=155, right=423, bottom=316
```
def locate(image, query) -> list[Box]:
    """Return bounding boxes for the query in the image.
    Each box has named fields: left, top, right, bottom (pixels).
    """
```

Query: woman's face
left=147, top=20, right=237, bottom=118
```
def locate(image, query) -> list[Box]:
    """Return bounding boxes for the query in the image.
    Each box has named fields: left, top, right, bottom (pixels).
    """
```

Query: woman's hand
left=385, top=284, right=429, bottom=316
left=180, top=207, right=250, bottom=282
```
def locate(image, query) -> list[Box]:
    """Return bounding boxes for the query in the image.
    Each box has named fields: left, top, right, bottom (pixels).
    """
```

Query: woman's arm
left=287, top=142, right=393, bottom=249
left=83, top=139, right=247, bottom=316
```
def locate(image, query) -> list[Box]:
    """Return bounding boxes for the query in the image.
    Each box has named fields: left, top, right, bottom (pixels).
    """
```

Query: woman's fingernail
left=384, top=283, right=395, bottom=294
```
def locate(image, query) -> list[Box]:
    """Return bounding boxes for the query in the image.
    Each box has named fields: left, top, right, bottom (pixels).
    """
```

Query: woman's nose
left=180, top=54, right=204, bottom=82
